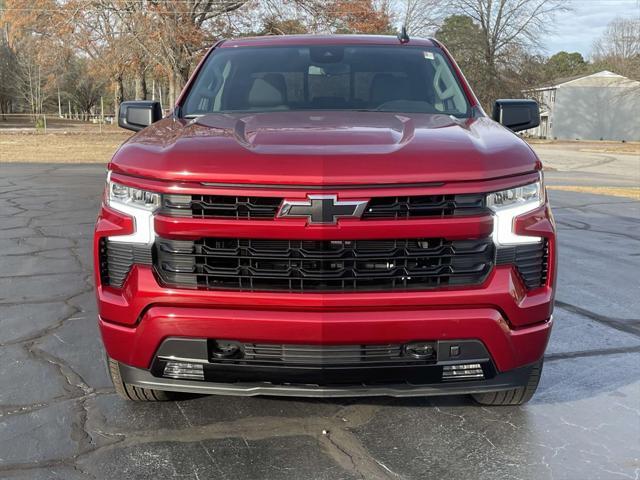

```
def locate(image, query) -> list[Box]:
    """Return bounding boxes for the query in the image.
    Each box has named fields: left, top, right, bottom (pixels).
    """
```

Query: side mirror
left=492, top=99, right=540, bottom=132
left=118, top=101, right=162, bottom=132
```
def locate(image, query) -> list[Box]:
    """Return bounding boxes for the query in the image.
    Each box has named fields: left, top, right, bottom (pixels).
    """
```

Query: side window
left=185, top=59, right=228, bottom=114
left=431, top=55, right=467, bottom=114
left=212, top=61, right=232, bottom=111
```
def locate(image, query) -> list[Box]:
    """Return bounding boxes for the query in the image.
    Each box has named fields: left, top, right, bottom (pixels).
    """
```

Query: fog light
left=403, top=342, right=435, bottom=360
left=163, top=361, right=204, bottom=380
left=211, top=340, right=242, bottom=359
left=442, top=363, right=484, bottom=381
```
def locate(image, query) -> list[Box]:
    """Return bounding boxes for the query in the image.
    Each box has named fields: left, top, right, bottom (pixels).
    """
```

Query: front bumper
left=99, top=282, right=552, bottom=374
left=116, top=360, right=537, bottom=398
left=94, top=175, right=557, bottom=395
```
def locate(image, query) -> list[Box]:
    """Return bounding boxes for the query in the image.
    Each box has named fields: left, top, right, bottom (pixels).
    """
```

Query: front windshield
left=182, top=45, right=471, bottom=117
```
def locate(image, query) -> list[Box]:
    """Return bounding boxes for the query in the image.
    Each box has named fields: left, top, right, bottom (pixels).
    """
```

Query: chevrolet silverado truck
left=95, top=34, right=555, bottom=405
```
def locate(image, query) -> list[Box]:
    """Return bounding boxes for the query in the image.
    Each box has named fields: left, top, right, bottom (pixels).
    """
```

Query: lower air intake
left=99, top=239, right=152, bottom=288
left=496, top=240, right=549, bottom=289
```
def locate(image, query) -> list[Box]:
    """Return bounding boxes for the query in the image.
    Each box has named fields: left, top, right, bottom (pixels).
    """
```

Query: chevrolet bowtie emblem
left=277, top=195, right=368, bottom=224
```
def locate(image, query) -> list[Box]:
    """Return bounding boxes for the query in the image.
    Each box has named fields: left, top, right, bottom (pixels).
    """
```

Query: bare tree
left=443, top=0, right=568, bottom=106
left=394, top=0, right=445, bottom=37
left=107, top=0, right=250, bottom=107
left=66, top=2, right=132, bottom=116
left=13, top=45, right=48, bottom=119
left=592, top=17, right=640, bottom=63
left=0, top=0, right=582, bottom=116
left=592, top=17, right=640, bottom=98
left=0, top=31, right=18, bottom=118
left=447, top=0, right=568, bottom=59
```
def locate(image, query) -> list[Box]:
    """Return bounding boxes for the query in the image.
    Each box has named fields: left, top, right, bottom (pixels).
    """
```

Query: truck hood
left=109, top=111, right=539, bottom=185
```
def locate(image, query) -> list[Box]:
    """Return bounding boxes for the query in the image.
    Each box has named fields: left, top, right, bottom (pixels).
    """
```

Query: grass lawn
left=548, top=185, right=640, bottom=200
left=0, top=132, right=131, bottom=163
left=526, top=138, right=640, bottom=155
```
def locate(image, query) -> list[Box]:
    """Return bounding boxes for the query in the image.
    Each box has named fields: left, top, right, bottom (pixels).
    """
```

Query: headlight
left=487, top=175, right=544, bottom=245
left=486, top=181, right=542, bottom=210
left=105, top=173, right=160, bottom=244
left=108, top=181, right=160, bottom=211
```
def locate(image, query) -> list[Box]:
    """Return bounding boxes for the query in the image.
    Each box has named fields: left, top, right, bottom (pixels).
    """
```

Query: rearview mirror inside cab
left=492, top=99, right=540, bottom=132
left=118, top=101, right=162, bottom=132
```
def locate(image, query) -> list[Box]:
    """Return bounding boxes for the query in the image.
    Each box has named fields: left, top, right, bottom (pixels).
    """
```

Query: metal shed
left=523, top=71, right=640, bottom=141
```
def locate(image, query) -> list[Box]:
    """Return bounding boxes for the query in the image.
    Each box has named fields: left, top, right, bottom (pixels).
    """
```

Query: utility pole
left=57, top=86, right=62, bottom=117
left=100, top=96, right=104, bottom=133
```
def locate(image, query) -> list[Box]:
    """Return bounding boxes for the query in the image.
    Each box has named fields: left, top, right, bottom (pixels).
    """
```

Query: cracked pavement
left=0, top=153, right=639, bottom=479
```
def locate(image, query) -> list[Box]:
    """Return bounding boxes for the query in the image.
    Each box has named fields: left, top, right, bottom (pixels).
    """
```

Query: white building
left=523, top=71, right=640, bottom=141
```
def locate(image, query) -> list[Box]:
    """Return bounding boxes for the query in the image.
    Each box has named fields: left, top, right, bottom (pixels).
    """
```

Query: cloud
left=543, top=0, right=639, bottom=57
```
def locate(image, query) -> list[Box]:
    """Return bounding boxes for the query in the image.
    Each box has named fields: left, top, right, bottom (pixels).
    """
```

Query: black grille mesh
left=162, top=194, right=282, bottom=219
left=161, top=193, right=487, bottom=220
left=206, top=342, right=439, bottom=366
left=361, top=194, right=486, bottom=219
left=99, top=238, right=549, bottom=292
left=155, top=237, right=495, bottom=292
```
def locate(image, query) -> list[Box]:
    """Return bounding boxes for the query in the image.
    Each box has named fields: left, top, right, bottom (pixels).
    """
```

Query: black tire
left=472, top=360, right=543, bottom=406
left=108, top=357, right=173, bottom=402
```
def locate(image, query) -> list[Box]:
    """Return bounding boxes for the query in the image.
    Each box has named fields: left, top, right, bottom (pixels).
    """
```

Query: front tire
left=472, top=360, right=543, bottom=406
left=108, top=357, right=173, bottom=402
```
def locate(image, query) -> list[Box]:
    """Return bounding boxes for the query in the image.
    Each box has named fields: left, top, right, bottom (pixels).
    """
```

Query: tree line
left=0, top=0, right=638, bottom=121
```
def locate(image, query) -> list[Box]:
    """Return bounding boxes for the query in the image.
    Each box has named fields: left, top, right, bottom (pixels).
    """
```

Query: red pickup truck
left=94, top=34, right=556, bottom=405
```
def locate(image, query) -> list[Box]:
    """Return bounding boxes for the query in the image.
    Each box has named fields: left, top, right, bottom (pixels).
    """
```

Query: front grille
left=155, top=237, right=495, bottom=292
left=99, top=239, right=153, bottom=288
left=362, top=194, right=486, bottom=219
left=496, top=240, right=549, bottom=289
left=161, top=193, right=487, bottom=220
left=162, top=194, right=282, bottom=219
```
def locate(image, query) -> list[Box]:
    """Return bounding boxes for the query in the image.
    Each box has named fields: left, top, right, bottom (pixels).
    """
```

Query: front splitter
left=118, top=362, right=535, bottom=398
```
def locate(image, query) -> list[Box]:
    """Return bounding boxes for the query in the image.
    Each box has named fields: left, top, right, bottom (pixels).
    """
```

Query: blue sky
left=543, top=0, right=639, bottom=58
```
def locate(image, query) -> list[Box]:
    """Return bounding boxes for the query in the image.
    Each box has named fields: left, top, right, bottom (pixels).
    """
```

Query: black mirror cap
left=492, top=99, right=540, bottom=132
left=118, top=101, right=163, bottom=132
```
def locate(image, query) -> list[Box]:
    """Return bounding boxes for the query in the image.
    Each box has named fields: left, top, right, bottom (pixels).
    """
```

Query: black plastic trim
left=496, top=240, right=548, bottom=289
left=99, top=239, right=153, bottom=288
left=117, top=361, right=537, bottom=398
left=151, top=337, right=494, bottom=386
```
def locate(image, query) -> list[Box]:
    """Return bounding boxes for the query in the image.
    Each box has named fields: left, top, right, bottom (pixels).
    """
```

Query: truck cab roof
left=220, top=34, right=438, bottom=49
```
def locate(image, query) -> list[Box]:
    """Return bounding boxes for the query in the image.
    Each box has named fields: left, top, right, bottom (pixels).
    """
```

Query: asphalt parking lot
left=0, top=147, right=639, bottom=479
